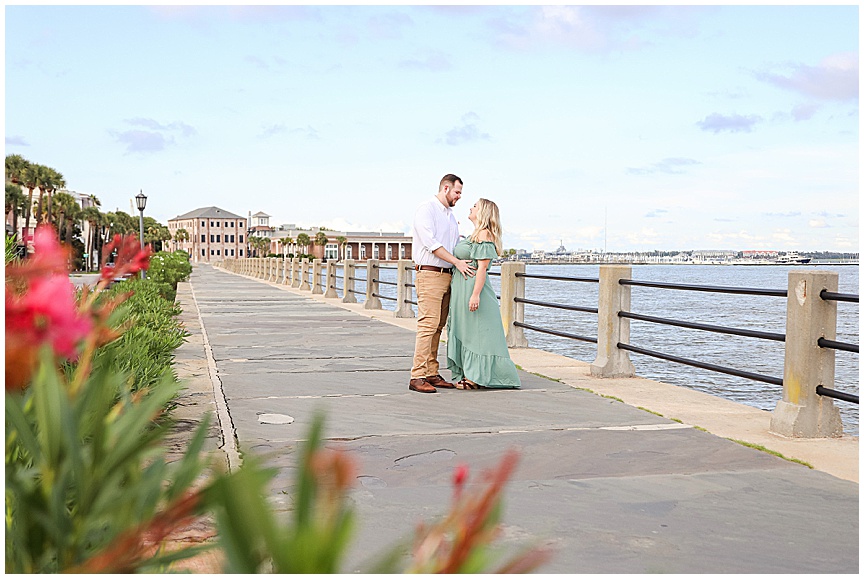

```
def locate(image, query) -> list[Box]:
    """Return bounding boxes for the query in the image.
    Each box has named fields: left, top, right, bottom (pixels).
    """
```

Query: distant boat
left=775, top=252, right=811, bottom=265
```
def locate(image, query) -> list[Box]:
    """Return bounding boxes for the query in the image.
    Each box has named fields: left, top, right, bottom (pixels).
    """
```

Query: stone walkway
left=173, top=264, right=858, bottom=573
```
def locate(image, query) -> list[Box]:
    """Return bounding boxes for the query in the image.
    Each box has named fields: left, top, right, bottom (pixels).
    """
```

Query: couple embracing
left=408, top=173, right=521, bottom=394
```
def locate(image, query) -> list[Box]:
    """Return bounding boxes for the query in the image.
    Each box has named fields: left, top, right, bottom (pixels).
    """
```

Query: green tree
left=4, top=153, right=29, bottom=185
left=173, top=227, right=189, bottom=253
left=296, top=232, right=310, bottom=256
left=43, top=168, right=66, bottom=228
left=19, top=161, right=39, bottom=239
left=336, top=235, right=347, bottom=261
left=314, top=231, right=329, bottom=254
left=6, top=182, right=26, bottom=236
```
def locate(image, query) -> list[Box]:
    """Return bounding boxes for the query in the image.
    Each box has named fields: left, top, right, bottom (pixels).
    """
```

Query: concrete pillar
left=500, top=261, right=528, bottom=348
left=299, top=259, right=311, bottom=291
left=270, top=258, right=276, bottom=281
left=280, top=258, right=288, bottom=284
left=770, top=271, right=843, bottom=438
left=342, top=259, right=357, bottom=303
left=325, top=261, right=338, bottom=298
left=364, top=259, right=382, bottom=310
left=590, top=265, right=635, bottom=378
left=395, top=259, right=416, bottom=318
left=312, top=259, right=324, bottom=294
left=291, top=258, right=301, bottom=288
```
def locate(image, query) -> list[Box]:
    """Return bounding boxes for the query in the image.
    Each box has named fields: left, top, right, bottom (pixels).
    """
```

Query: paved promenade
left=176, top=264, right=858, bottom=573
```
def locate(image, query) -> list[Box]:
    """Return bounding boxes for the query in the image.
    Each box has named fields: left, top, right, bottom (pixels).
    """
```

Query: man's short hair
left=439, top=174, right=463, bottom=191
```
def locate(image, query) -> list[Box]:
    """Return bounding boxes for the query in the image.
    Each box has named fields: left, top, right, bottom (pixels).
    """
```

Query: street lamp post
left=135, top=190, right=147, bottom=279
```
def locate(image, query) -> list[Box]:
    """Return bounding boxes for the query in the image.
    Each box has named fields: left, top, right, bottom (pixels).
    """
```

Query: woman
left=446, top=198, right=521, bottom=390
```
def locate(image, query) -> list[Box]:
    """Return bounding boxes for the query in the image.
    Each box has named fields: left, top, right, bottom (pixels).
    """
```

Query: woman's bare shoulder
left=475, top=229, right=493, bottom=242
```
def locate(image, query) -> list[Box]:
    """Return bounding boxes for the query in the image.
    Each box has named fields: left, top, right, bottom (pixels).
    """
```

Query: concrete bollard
left=312, top=259, right=324, bottom=294
left=343, top=260, right=358, bottom=303
left=364, top=259, right=382, bottom=310
left=500, top=261, right=528, bottom=348
left=590, top=265, right=635, bottom=378
left=270, top=258, right=276, bottom=282
left=770, top=271, right=843, bottom=438
left=395, top=259, right=416, bottom=318
left=290, top=258, right=300, bottom=288
left=325, top=261, right=338, bottom=298
left=299, top=259, right=311, bottom=291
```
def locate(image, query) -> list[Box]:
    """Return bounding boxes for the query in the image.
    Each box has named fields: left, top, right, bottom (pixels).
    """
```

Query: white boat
left=775, top=252, right=811, bottom=265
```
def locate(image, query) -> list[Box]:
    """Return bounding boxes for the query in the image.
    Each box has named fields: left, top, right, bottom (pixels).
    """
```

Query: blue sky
left=4, top=4, right=859, bottom=252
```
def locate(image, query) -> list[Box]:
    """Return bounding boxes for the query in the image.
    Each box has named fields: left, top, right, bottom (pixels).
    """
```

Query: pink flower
left=453, top=464, right=469, bottom=490
left=6, top=274, right=92, bottom=360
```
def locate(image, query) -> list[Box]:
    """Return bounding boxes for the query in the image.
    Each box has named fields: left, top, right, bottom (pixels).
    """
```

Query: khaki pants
left=411, top=270, right=452, bottom=379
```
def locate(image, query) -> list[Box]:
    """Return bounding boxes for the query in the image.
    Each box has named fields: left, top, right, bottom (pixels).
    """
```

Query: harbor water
left=354, top=263, right=859, bottom=436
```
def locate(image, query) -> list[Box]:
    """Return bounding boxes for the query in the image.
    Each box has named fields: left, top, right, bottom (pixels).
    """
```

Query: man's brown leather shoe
left=409, top=378, right=436, bottom=393
left=426, top=374, right=456, bottom=389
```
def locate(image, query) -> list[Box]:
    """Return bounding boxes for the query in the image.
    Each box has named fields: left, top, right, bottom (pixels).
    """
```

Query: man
left=409, top=174, right=475, bottom=394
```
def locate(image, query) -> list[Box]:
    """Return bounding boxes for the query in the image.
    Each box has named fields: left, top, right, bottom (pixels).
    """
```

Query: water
left=347, top=263, right=859, bottom=436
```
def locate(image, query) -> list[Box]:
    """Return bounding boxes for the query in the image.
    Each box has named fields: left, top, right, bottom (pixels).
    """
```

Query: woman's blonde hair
left=469, top=198, right=503, bottom=256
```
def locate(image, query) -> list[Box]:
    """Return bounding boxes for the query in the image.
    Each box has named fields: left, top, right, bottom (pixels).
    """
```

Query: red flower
left=453, top=463, right=469, bottom=488
left=100, top=234, right=152, bottom=283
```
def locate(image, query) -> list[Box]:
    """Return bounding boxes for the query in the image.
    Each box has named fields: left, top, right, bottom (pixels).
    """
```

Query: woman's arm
left=469, top=258, right=489, bottom=311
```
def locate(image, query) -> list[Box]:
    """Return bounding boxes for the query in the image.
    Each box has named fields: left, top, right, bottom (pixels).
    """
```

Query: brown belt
left=415, top=265, right=452, bottom=274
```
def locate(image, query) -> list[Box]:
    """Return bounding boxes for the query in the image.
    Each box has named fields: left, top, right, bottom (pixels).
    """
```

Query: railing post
left=364, top=259, right=382, bottom=309
left=312, top=259, right=324, bottom=294
left=770, top=270, right=843, bottom=437
left=590, top=265, right=635, bottom=378
left=325, top=261, right=338, bottom=298
left=500, top=261, right=528, bottom=347
left=395, top=259, right=416, bottom=318
left=299, top=258, right=311, bottom=291
left=270, top=257, right=276, bottom=281
left=343, top=259, right=357, bottom=303
left=291, top=258, right=301, bottom=288
left=280, top=257, right=287, bottom=284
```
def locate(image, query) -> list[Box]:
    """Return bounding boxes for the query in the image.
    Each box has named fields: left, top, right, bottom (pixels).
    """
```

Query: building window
left=346, top=245, right=352, bottom=260
left=210, top=235, right=215, bottom=242
left=201, top=249, right=206, bottom=256
left=239, top=248, right=243, bottom=256
left=201, top=234, right=206, bottom=242
left=360, top=245, right=366, bottom=259
left=240, top=221, right=244, bottom=228
left=217, top=249, right=220, bottom=256
left=201, top=220, right=205, bottom=227
left=216, top=235, right=220, bottom=242
left=231, top=249, right=235, bottom=256
left=230, top=234, right=235, bottom=242
left=325, top=243, right=338, bottom=260
left=386, top=245, right=393, bottom=260
left=229, top=221, right=233, bottom=227
left=372, top=245, right=379, bottom=259
left=239, top=235, right=244, bottom=242
left=400, top=245, right=406, bottom=259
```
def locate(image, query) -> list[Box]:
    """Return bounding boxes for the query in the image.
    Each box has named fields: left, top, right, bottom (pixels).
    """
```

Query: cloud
left=791, top=103, right=820, bottom=121
left=696, top=113, right=761, bottom=134
left=152, top=5, right=322, bottom=24
left=439, top=112, right=491, bottom=146
left=5, top=136, right=29, bottom=146
left=705, top=230, right=766, bottom=243
left=809, top=219, right=829, bottom=228
left=110, top=118, right=196, bottom=154
left=645, top=209, right=668, bottom=218
left=772, top=229, right=796, bottom=244
left=756, top=52, right=858, bottom=101
left=399, top=51, right=452, bottom=72
left=112, top=130, right=172, bottom=154
left=489, top=5, right=706, bottom=53
left=764, top=211, right=801, bottom=218
left=813, top=210, right=845, bottom=218
left=627, top=157, right=700, bottom=175
left=259, top=124, right=318, bottom=140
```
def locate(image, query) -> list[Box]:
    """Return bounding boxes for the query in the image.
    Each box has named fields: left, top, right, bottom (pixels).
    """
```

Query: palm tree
left=43, top=169, right=66, bottom=228
left=19, top=162, right=39, bottom=241
left=5, top=154, right=28, bottom=185
left=314, top=231, right=329, bottom=259
left=336, top=235, right=347, bottom=261
left=296, top=233, right=310, bottom=257
left=282, top=236, right=294, bottom=257
left=6, top=183, right=26, bottom=237
left=174, top=228, right=190, bottom=252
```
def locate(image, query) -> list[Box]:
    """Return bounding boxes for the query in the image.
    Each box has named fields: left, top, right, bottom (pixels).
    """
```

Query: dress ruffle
left=447, top=334, right=520, bottom=388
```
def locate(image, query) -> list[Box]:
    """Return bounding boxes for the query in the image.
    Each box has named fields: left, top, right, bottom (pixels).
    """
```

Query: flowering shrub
left=5, top=226, right=552, bottom=574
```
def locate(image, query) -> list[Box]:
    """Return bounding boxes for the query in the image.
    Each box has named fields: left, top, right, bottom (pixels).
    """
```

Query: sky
left=4, top=3, right=860, bottom=253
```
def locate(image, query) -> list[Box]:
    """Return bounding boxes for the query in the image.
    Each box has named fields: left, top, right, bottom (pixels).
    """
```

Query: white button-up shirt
left=412, top=196, right=460, bottom=269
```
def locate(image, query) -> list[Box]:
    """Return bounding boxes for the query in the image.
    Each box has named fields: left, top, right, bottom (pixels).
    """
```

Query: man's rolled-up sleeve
left=413, top=205, right=443, bottom=252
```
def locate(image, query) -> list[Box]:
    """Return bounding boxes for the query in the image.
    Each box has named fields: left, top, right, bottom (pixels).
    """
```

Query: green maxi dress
left=446, top=238, right=521, bottom=388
